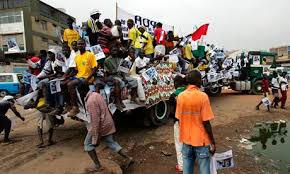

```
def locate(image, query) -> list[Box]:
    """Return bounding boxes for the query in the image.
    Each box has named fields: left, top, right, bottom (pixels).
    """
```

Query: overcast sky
left=43, top=0, right=290, bottom=51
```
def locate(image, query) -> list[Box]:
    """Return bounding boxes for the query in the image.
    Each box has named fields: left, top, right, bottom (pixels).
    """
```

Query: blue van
left=0, top=73, right=22, bottom=97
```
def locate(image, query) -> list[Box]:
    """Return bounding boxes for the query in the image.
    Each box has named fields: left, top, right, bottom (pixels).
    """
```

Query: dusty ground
left=0, top=90, right=290, bottom=174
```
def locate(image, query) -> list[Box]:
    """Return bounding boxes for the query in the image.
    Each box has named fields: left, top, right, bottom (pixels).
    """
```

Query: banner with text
left=117, top=7, right=174, bottom=40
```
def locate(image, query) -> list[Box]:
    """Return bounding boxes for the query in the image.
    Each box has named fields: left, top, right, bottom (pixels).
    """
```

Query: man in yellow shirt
left=138, top=26, right=154, bottom=58
left=63, top=18, right=80, bottom=50
left=183, top=42, right=194, bottom=61
left=127, top=19, right=141, bottom=57
left=67, top=39, right=98, bottom=117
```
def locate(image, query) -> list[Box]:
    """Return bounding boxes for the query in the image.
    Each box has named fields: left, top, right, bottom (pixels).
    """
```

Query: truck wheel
left=206, top=86, right=222, bottom=97
left=0, top=90, right=8, bottom=97
left=252, top=80, right=263, bottom=95
left=149, top=101, right=170, bottom=126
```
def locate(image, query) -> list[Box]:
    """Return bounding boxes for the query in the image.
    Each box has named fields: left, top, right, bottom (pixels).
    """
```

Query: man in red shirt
left=154, top=22, right=166, bottom=57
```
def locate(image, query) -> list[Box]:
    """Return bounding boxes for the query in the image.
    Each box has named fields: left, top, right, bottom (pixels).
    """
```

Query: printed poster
left=7, top=38, right=20, bottom=52
left=90, top=45, right=106, bottom=60
left=141, top=63, right=175, bottom=107
left=213, top=150, right=234, bottom=170
left=118, top=59, right=133, bottom=74
left=50, top=79, right=61, bottom=94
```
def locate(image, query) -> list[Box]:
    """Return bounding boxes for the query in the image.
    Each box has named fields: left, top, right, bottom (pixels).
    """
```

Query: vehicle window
left=0, top=75, right=13, bottom=82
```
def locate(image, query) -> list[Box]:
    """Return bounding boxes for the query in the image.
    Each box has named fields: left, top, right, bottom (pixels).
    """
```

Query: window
left=0, top=75, right=13, bottom=82
left=41, top=37, right=48, bottom=42
left=0, top=11, right=22, bottom=24
left=40, top=20, right=48, bottom=30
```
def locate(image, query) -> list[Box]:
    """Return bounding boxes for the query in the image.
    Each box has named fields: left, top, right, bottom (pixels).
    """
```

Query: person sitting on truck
left=0, top=96, right=25, bottom=143
left=124, top=47, right=146, bottom=102
left=256, top=74, right=270, bottom=112
left=67, top=39, right=98, bottom=117
left=104, top=45, right=138, bottom=110
left=135, top=50, right=151, bottom=74
left=279, top=72, right=288, bottom=109
left=271, top=71, right=280, bottom=108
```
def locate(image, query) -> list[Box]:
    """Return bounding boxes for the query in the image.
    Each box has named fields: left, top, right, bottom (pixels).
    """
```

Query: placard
left=90, top=45, right=106, bottom=60
left=50, top=80, right=61, bottom=94
left=213, top=150, right=234, bottom=170
left=262, top=97, right=271, bottom=106
left=7, top=38, right=20, bottom=52
left=118, top=59, right=133, bottom=74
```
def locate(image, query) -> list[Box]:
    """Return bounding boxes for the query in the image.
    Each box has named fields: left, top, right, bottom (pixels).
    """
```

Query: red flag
left=191, top=24, right=209, bottom=41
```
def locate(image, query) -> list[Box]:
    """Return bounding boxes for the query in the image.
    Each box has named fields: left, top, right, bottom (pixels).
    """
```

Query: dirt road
left=1, top=90, right=289, bottom=174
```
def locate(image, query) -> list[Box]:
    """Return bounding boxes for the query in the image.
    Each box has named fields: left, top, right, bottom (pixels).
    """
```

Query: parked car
left=0, top=73, right=22, bottom=97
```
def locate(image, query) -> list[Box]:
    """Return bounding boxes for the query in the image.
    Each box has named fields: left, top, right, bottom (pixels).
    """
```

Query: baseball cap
left=90, top=9, right=101, bottom=16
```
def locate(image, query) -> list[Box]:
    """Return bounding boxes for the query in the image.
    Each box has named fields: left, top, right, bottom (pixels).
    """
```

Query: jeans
left=84, top=132, right=122, bottom=152
left=182, top=144, right=211, bottom=174
left=135, top=48, right=141, bottom=58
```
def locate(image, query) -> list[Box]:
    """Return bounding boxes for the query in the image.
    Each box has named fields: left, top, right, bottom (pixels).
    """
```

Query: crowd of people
left=0, top=8, right=288, bottom=174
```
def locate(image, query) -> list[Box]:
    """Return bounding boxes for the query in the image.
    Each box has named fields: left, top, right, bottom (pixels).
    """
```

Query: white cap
left=48, top=49, right=57, bottom=56
left=90, top=9, right=101, bottom=16
left=1, top=95, right=14, bottom=102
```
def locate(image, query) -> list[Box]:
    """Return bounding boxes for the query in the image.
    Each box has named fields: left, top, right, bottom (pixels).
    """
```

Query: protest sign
left=141, top=63, right=175, bottom=107
left=7, top=38, right=20, bottom=52
left=262, top=97, right=271, bottom=106
left=50, top=79, right=61, bottom=94
left=90, top=45, right=106, bottom=60
left=117, top=7, right=174, bottom=40
left=84, top=36, right=91, bottom=50
left=118, top=59, right=133, bottom=74
left=251, top=55, right=260, bottom=65
left=213, top=150, right=234, bottom=170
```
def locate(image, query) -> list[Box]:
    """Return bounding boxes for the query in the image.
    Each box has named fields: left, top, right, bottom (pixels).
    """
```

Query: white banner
left=117, top=7, right=174, bottom=40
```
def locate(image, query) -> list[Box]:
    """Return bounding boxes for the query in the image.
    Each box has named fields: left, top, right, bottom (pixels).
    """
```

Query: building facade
left=270, top=46, right=290, bottom=67
left=0, top=0, right=74, bottom=60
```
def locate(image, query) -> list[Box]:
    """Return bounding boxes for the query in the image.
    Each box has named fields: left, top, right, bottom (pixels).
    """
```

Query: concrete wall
left=0, top=62, right=27, bottom=73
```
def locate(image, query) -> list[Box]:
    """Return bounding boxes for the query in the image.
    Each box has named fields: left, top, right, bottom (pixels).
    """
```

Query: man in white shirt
left=135, top=50, right=151, bottom=74
left=271, top=71, right=280, bottom=108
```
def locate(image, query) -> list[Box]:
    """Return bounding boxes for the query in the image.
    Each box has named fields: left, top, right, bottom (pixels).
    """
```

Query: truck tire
left=206, top=86, right=222, bottom=97
left=0, top=90, right=8, bottom=97
left=149, top=101, right=170, bottom=126
left=251, top=80, right=263, bottom=95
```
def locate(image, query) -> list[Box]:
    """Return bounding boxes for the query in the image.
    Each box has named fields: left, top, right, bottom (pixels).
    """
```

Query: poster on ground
left=117, top=7, right=174, bottom=40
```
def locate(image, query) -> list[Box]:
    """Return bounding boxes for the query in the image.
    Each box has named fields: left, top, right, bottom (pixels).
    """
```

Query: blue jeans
left=84, top=132, right=122, bottom=152
left=182, top=144, right=211, bottom=174
left=135, top=48, right=141, bottom=58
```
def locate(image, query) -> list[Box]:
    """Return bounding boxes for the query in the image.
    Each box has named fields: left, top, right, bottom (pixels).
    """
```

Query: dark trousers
left=0, top=116, right=11, bottom=141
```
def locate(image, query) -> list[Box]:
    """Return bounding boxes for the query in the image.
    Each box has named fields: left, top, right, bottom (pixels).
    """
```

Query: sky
left=42, top=0, right=290, bottom=51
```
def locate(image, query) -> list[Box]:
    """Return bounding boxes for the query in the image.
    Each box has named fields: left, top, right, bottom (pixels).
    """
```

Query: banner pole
left=115, top=1, right=118, bottom=20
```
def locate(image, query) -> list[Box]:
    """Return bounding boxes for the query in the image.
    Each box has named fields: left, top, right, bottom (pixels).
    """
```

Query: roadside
left=0, top=90, right=289, bottom=174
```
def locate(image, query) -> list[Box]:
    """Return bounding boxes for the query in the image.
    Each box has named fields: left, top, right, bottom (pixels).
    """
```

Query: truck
left=229, top=51, right=277, bottom=94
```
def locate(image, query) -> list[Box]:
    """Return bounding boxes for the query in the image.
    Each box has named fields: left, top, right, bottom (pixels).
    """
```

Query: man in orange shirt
left=176, top=70, right=216, bottom=174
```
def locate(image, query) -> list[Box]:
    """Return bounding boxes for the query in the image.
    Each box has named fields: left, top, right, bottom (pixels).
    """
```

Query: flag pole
left=115, top=1, right=118, bottom=20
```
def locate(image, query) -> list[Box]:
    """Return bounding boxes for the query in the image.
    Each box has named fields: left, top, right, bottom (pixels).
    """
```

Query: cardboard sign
left=90, top=45, right=106, bottom=60
left=262, top=97, right=271, bottom=106
left=50, top=79, right=61, bottom=94
left=7, top=38, right=20, bottom=52
left=212, top=150, right=234, bottom=170
left=118, top=59, right=133, bottom=74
